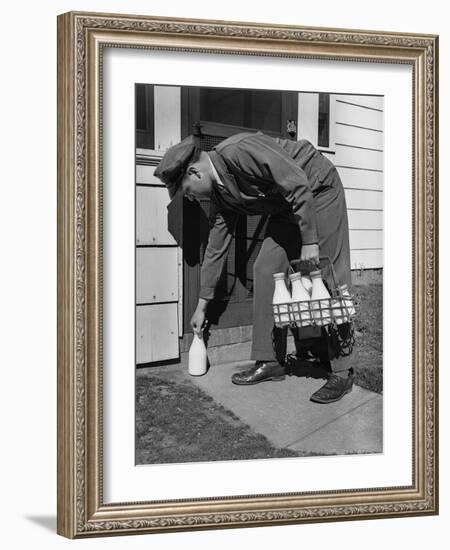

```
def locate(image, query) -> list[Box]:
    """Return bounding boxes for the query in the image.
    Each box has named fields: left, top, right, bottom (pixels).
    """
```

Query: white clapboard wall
left=136, top=86, right=182, bottom=364
left=298, top=93, right=384, bottom=270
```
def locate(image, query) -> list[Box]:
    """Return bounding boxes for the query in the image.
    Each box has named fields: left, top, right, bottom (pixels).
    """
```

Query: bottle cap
left=309, top=269, right=322, bottom=278
left=273, top=272, right=286, bottom=280
left=288, top=272, right=302, bottom=281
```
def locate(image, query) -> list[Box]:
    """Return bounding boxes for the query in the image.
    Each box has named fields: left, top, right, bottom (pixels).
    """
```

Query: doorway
left=181, top=86, right=298, bottom=333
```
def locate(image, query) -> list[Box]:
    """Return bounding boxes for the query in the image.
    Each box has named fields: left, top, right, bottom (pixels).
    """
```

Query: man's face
left=180, top=162, right=212, bottom=202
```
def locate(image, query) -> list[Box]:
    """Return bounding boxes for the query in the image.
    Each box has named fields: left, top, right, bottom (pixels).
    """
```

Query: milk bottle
left=289, top=272, right=312, bottom=327
left=272, top=272, right=291, bottom=326
left=301, top=274, right=313, bottom=296
left=340, top=283, right=356, bottom=317
left=310, top=269, right=331, bottom=325
left=188, top=332, right=208, bottom=376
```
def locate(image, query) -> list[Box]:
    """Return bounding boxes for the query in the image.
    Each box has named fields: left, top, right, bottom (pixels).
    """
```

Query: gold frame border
left=57, top=11, right=439, bottom=538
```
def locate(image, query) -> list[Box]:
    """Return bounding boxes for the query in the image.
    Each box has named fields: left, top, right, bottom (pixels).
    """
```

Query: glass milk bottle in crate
left=288, top=272, right=312, bottom=327
left=301, top=273, right=313, bottom=296
left=334, top=283, right=356, bottom=324
left=310, top=269, right=332, bottom=325
left=330, top=283, right=356, bottom=324
left=272, top=272, right=291, bottom=327
left=340, top=284, right=356, bottom=317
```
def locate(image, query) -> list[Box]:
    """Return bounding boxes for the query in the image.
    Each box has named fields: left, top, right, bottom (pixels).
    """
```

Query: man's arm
left=199, top=208, right=238, bottom=300
left=191, top=207, right=238, bottom=334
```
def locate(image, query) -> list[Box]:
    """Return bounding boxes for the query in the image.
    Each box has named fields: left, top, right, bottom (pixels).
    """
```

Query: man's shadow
left=273, top=327, right=330, bottom=380
left=286, top=356, right=329, bottom=380
left=168, top=197, right=241, bottom=329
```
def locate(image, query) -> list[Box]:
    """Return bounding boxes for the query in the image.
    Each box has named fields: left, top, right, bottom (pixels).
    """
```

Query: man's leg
left=250, top=237, right=290, bottom=363
left=251, top=218, right=301, bottom=362
left=231, top=217, right=301, bottom=385
left=309, top=324, right=354, bottom=403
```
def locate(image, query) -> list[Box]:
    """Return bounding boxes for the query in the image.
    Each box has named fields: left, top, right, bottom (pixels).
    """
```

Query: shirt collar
left=207, top=153, right=225, bottom=188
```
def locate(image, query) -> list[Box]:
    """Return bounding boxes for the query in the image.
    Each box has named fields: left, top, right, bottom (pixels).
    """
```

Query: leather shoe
left=231, top=361, right=286, bottom=385
left=309, top=372, right=354, bottom=404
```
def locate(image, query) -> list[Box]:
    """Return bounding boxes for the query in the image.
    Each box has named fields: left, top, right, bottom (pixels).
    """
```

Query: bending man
left=154, top=130, right=354, bottom=404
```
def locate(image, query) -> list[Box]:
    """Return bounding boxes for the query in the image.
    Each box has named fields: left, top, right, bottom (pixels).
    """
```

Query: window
left=135, top=84, right=155, bottom=150
left=318, top=92, right=330, bottom=148
left=199, top=88, right=282, bottom=133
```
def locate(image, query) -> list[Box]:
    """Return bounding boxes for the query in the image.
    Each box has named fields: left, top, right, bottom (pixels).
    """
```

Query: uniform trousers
left=250, top=211, right=352, bottom=375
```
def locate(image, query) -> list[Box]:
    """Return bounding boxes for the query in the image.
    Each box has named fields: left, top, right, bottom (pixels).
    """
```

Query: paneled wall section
left=135, top=86, right=182, bottom=364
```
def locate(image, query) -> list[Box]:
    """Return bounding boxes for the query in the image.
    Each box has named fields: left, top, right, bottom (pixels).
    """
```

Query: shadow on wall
left=167, top=196, right=249, bottom=326
left=167, top=196, right=206, bottom=266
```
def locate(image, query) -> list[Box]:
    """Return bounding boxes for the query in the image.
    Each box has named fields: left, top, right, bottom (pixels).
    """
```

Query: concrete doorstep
left=146, top=359, right=383, bottom=457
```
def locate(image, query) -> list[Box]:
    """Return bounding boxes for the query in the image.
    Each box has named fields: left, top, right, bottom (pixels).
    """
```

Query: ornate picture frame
left=57, top=11, right=438, bottom=538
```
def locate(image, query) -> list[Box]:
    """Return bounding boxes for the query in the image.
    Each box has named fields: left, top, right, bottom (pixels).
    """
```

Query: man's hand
left=300, top=243, right=320, bottom=265
left=190, top=310, right=206, bottom=335
left=190, top=298, right=209, bottom=335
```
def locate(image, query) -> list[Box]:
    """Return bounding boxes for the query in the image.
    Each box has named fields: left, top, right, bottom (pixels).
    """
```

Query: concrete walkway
left=148, top=360, right=383, bottom=456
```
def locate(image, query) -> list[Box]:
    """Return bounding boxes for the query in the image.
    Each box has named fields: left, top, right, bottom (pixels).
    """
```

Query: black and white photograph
left=135, top=85, right=384, bottom=465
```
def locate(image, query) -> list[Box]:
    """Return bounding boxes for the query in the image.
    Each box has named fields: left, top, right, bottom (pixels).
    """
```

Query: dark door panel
left=181, top=87, right=298, bottom=332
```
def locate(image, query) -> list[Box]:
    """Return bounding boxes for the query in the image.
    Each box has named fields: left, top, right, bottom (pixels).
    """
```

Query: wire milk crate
left=272, top=256, right=357, bottom=329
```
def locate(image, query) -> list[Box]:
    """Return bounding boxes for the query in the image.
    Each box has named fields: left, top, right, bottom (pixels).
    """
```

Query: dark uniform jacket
left=199, top=131, right=344, bottom=301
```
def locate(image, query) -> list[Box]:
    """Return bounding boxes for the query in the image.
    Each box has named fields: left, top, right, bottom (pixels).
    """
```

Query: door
left=181, top=86, right=298, bottom=332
